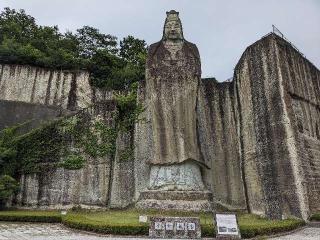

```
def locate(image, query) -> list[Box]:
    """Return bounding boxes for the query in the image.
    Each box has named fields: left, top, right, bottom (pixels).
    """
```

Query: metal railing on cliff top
left=265, top=24, right=306, bottom=58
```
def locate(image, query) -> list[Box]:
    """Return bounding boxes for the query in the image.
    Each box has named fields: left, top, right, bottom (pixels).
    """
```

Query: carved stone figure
left=146, top=10, right=206, bottom=191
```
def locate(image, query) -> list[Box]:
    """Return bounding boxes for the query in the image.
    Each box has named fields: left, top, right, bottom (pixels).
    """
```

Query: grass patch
left=0, top=209, right=305, bottom=238
left=310, top=213, right=320, bottom=221
left=0, top=210, right=61, bottom=223
left=238, top=214, right=305, bottom=238
left=62, top=210, right=304, bottom=238
left=62, top=209, right=214, bottom=237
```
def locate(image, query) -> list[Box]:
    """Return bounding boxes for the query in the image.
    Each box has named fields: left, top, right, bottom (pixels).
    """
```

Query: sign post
left=215, top=213, right=241, bottom=239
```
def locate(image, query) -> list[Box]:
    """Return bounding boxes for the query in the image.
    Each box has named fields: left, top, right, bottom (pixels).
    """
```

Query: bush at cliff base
left=0, top=209, right=305, bottom=238
left=0, top=175, right=19, bottom=209
left=310, top=213, right=320, bottom=221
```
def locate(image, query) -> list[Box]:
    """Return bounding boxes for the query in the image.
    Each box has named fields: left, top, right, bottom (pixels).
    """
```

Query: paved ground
left=0, top=222, right=319, bottom=239
left=269, top=227, right=320, bottom=240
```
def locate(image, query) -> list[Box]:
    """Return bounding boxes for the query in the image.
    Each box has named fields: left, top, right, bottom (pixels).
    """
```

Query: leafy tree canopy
left=0, top=7, right=147, bottom=90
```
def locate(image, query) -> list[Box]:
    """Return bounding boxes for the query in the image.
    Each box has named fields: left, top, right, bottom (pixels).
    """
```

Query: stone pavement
left=0, top=222, right=320, bottom=239
left=0, top=222, right=105, bottom=240
left=269, top=227, right=320, bottom=240
left=0, top=222, right=212, bottom=240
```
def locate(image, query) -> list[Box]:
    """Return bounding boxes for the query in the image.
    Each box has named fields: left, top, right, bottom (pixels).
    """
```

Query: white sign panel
left=176, top=222, right=185, bottom=231
left=187, top=222, right=196, bottom=231
left=60, top=210, right=67, bottom=215
left=154, top=222, right=164, bottom=230
left=216, top=214, right=239, bottom=236
left=165, top=222, right=174, bottom=230
left=139, top=215, right=148, bottom=223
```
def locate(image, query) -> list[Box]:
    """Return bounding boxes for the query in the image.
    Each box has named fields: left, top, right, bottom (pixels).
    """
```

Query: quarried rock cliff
left=16, top=102, right=116, bottom=208
left=234, top=33, right=320, bottom=219
left=0, top=64, right=92, bottom=110
left=1, top=30, right=319, bottom=220
left=16, top=101, right=135, bottom=209
left=277, top=36, right=320, bottom=215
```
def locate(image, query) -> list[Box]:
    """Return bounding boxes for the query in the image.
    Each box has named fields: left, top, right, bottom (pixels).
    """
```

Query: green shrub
left=201, top=223, right=215, bottom=237
left=0, top=210, right=61, bottom=223
left=310, top=213, right=320, bottom=221
left=114, top=84, right=145, bottom=131
left=0, top=175, right=19, bottom=208
left=239, top=216, right=305, bottom=238
left=59, top=154, right=86, bottom=170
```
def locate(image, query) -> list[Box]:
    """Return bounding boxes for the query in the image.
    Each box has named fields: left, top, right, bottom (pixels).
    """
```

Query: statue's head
left=163, top=10, right=184, bottom=41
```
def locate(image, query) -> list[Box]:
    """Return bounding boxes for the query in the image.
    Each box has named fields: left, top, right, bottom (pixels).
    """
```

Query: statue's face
left=164, top=18, right=183, bottom=40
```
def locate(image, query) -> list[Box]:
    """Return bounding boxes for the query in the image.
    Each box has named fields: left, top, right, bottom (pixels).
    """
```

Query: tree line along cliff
left=0, top=7, right=147, bottom=90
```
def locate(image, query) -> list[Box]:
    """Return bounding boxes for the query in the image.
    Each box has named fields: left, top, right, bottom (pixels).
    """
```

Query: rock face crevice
left=197, top=79, right=246, bottom=210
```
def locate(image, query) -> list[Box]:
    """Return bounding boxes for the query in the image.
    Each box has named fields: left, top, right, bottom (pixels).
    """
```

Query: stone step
left=138, top=190, right=213, bottom=201
left=308, top=221, right=320, bottom=228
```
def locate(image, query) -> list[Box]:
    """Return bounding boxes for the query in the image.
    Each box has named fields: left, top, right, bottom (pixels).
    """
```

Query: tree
left=0, top=175, right=19, bottom=208
left=0, top=125, right=19, bottom=177
left=0, top=7, right=37, bottom=43
left=76, top=26, right=117, bottom=59
left=89, top=49, right=124, bottom=89
left=0, top=8, right=148, bottom=90
left=31, top=25, right=61, bottom=53
left=119, top=36, right=147, bottom=83
left=120, top=35, right=147, bottom=65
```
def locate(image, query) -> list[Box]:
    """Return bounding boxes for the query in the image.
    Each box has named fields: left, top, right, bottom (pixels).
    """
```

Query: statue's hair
left=162, top=10, right=184, bottom=40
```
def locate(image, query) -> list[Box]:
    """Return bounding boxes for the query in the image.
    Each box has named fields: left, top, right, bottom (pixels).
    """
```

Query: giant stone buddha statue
left=146, top=10, right=207, bottom=191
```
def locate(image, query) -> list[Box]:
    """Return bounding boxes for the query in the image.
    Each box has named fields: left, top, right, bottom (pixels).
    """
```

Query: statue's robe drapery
left=146, top=40, right=205, bottom=167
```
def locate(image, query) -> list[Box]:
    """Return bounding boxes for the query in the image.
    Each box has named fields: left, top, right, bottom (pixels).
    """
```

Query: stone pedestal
left=149, top=161, right=205, bottom=191
left=136, top=190, right=213, bottom=212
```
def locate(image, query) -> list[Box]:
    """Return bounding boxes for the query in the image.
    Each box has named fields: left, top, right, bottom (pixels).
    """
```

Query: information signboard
left=215, top=213, right=241, bottom=239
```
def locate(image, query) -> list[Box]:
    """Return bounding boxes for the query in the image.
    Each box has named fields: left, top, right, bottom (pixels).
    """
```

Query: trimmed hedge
left=61, top=211, right=304, bottom=239
left=0, top=210, right=305, bottom=238
left=310, top=213, right=320, bottom=221
left=201, top=223, right=215, bottom=237
left=239, top=218, right=305, bottom=238
left=62, top=214, right=149, bottom=235
left=0, top=210, right=61, bottom=223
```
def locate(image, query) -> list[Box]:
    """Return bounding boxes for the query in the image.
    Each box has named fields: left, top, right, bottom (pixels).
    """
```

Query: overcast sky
left=1, top=0, right=319, bottom=80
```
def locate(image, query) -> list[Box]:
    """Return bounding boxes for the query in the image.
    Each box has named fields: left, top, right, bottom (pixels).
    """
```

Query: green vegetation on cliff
left=0, top=7, right=147, bottom=90
left=0, top=84, right=142, bottom=175
left=0, top=108, right=117, bottom=175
